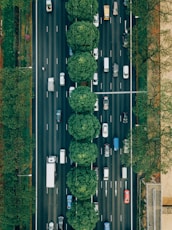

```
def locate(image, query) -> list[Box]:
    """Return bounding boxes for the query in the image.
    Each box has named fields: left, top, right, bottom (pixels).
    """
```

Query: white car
left=69, top=86, right=75, bottom=97
left=93, top=73, right=98, bottom=85
left=94, top=98, right=99, bottom=111
left=93, top=13, right=99, bottom=27
left=93, top=48, right=98, bottom=60
left=103, top=96, right=109, bottom=110
left=60, top=72, right=65, bottom=86
left=102, top=123, right=108, bottom=138
left=123, top=65, right=129, bottom=79
left=48, top=221, right=54, bottom=230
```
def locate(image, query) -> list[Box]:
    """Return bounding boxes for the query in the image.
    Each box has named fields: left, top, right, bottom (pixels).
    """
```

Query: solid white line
left=35, top=0, right=38, bottom=228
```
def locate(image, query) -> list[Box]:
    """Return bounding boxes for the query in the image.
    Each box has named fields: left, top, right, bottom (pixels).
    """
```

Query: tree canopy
left=66, top=21, right=99, bottom=52
left=67, top=167, right=97, bottom=200
left=65, top=0, right=98, bottom=22
left=69, top=141, right=98, bottom=166
left=67, top=52, right=97, bottom=83
left=66, top=201, right=99, bottom=230
left=68, top=86, right=97, bottom=112
left=68, top=114, right=100, bottom=140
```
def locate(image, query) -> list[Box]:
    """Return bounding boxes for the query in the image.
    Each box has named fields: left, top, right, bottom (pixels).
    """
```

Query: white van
left=60, top=149, right=66, bottom=164
left=103, top=167, right=109, bottom=180
left=48, top=77, right=54, bottom=91
left=122, top=167, right=127, bottom=179
left=104, top=57, right=109, bottom=72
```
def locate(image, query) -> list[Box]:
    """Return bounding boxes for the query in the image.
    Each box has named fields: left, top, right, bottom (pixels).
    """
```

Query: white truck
left=46, top=0, right=52, bottom=12
left=46, top=156, right=56, bottom=188
left=104, top=57, right=109, bottom=72
left=48, top=77, right=54, bottom=92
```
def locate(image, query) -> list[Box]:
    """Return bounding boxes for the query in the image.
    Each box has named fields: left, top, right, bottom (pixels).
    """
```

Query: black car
left=122, top=112, right=128, bottom=124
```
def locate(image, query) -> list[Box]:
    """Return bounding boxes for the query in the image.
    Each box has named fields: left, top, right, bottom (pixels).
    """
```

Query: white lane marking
left=110, top=181, right=112, bottom=188
left=100, top=115, right=102, bottom=123
left=101, top=215, right=103, bottom=221
left=56, top=25, right=58, bottom=32
left=120, top=214, right=123, bottom=222
left=46, top=124, right=48, bottom=130
left=120, top=82, right=122, bottom=89
left=110, top=82, right=112, bottom=90
left=56, top=91, right=58, bottom=98
left=66, top=124, right=68, bottom=130
left=110, top=115, right=112, bottom=123
left=120, top=17, right=122, bottom=23
left=120, top=148, right=123, bottom=155
left=56, top=58, right=58, bottom=64
left=120, top=181, right=122, bottom=188
left=56, top=124, right=58, bottom=131
left=120, top=50, right=122, bottom=56
left=100, top=82, right=103, bottom=89
left=110, top=17, right=112, bottom=24
left=101, top=181, right=103, bottom=188
left=66, top=188, right=68, bottom=195
left=110, top=50, right=112, bottom=57
left=66, top=91, right=68, bottom=98
left=46, top=26, right=48, bottom=32
left=46, top=91, right=48, bottom=98
left=56, top=187, right=58, bottom=194
left=46, top=58, right=48, bottom=64
left=110, top=215, right=112, bottom=222
left=120, top=115, right=122, bottom=122
left=66, top=58, right=68, bottom=64
left=100, top=50, right=103, bottom=57
left=100, top=17, right=102, bottom=24
left=65, top=25, right=67, bottom=32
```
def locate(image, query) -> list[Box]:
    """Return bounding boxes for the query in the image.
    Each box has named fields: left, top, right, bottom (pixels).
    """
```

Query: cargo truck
left=104, top=5, right=110, bottom=20
left=46, top=0, right=52, bottom=12
left=46, top=156, right=56, bottom=188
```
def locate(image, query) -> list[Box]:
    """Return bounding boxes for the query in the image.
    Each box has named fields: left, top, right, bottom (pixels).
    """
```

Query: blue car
left=104, top=222, right=110, bottom=230
left=113, top=137, right=119, bottom=151
left=67, top=195, right=72, bottom=209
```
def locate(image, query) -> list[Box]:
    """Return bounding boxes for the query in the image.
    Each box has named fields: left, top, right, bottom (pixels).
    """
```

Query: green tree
left=66, top=21, right=99, bottom=52
left=66, top=201, right=99, bottom=230
left=67, top=52, right=97, bottom=83
left=68, top=114, right=100, bottom=140
left=68, top=86, right=97, bottom=112
left=69, top=141, right=98, bottom=166
left=67, top=167, right=97, bottom=200
left=65, top=0, right=98, bottom=22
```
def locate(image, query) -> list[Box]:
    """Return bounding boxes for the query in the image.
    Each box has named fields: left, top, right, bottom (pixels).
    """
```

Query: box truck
left=104, top=57, right=109, bottom=72
left=104, top=5, right=110, bottom=20
left=46, top=156, right=56, bottom=188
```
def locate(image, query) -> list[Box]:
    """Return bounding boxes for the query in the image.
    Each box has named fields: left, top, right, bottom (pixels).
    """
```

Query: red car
left=124, top=189, right=130, bottom=204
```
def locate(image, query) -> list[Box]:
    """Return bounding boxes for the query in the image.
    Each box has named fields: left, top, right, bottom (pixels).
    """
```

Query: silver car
left=103, top=96, right=109, bottom=110
left=123, top=139, right=129, bottom=153
left=104, top=144, right=110, bottom=157
left=113, top=63, right=119, bottom=77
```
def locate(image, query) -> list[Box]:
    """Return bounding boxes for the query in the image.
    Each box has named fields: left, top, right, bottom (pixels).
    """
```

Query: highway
left=34, top=0, right=136, bottom=229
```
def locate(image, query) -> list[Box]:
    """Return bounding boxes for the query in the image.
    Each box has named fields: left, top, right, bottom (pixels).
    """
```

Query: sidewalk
left=160, top=1, right=172, bottom=230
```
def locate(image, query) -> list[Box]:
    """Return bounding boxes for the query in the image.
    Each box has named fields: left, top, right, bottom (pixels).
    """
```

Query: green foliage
left=2, top=7, right=15, bottom=67
left=0, top=68, right=34, bottom=228
left=0, top=0, right=30, bottom=9
left=67, top=167, right=97, bottom=200
left=66, top=201, right=99, bottom=230
left=68, top=86, right=97, bottom=112
left=65, top=0, right=98, bottom=22
left=67, top=52, right=97, bottom=82
left=68, top=113, right=100, bottom=140
left=66, top=21, right=99, bottom=52
left=69, top=141, right=98, bottom=166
